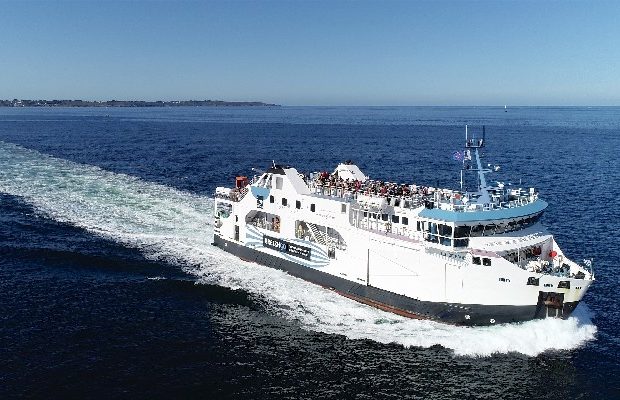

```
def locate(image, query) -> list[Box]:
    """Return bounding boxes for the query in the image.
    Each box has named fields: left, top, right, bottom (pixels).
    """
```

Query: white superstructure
left=213, top=127, right=594, bottom=325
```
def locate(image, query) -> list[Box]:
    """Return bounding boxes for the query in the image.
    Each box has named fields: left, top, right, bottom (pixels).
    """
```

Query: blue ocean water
left=1, top=106, right=619, bottom=399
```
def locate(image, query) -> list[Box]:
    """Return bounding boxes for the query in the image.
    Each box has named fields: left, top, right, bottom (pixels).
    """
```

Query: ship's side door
left=444, top=263, right=462, bottom=303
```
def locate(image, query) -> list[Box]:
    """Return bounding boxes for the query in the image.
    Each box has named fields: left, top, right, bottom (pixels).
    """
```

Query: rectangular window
left=482, top=257, right=492, bottom=266
left=391, top=215, right=400, bottom=223
left=527, top=277, right=540, bottom=286
left=296, top=200, right=301, bottom=209
left=402, top=217, right=408, bottom=225
left=282, top=198, right=288, bottom=206
left=454, top=226, right=469, bottom=238
left=341, top=204, right=346, bottom=213
left=381, top=214, right=388, bottom=221
left=473, top=256, right=481, bottom=265
left=363, top=211, right=367, bottom=217
left=270, top=195, right=274, bottom=204
left=310, top=204, right=315, bottom=212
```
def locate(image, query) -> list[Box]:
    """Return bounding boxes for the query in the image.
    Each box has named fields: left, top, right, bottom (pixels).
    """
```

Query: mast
left=464, top=125, right=491, bottom=204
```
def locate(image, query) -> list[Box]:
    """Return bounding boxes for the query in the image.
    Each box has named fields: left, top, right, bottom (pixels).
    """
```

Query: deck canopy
left=419, top=199, right=548, bottom=223
left=334, top=163, right=366, bottom=181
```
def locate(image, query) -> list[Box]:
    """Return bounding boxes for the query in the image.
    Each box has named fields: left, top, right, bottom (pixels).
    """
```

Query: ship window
left=558, top=281, right=570, bottom=289
left=472, top=256, right=481, bottom=265
left=275, top=177, right=283, bottom=189
left=341, top=204, right=347, bottom=213
left=363, top=211, right=368, bottom=217
left=246, top=211, right=281, bottom=233
left=454, top=226, right=469, bottom=238
left=270, top=195, right=274, bottom=203
left=217, top=202, right=233, bottom=218
left=454, top=238, right=469, bottom=247
left=328, top=248, right=336, bottom=259
left=310, top=204, right=315, bottom=212
left=296, top=200, right=301, bottom=209
left=296, top=220, right=347, bottom=249
left=527, top=277, right=540, bottom=286
left=402, top=217, right=408, bottom=225
left=392, top=215, right=399, bottom=223
left=470, top=224, right=483, bottom=237
left=282, top=198, right=288, bottom=206
left=482, top=257, right=492, bottom=266
left=416, top=220, right=421, bottom=231
left=394, top=199, right=400, bottom=207
left=438, top=224, right=452, bottom=236
left=507, top=221, right=517, bottom=232
left=381, top=214, right=388, bottom=221
left=484, top=225, right=496, bottom=235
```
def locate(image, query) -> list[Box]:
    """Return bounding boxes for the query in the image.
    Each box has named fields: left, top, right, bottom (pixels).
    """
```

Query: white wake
left=0, top=141, right=597, bottom=357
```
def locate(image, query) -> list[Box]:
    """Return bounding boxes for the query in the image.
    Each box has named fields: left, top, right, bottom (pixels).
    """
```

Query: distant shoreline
left=0, top=99, right=279, bottom=107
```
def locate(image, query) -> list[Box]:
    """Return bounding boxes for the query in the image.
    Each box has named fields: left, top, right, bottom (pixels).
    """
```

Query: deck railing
left=309, top=181, right=537, bottom=213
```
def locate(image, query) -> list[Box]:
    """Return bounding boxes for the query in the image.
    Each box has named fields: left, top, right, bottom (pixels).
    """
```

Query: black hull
left=213, top=235, right=579, bottom=326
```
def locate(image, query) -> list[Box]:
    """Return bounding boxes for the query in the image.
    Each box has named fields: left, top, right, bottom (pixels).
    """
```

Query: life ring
left=549, top=250, right=558, bottom=258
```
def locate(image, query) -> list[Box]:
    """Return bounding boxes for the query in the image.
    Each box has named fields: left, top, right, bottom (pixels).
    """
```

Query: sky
left=1, top=0, right=619, bottom=105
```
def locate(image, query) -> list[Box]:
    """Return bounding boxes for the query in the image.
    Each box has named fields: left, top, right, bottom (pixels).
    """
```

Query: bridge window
left=423, top=222, right=452, bottom=246
left=453, top=225, right=470, bottom=247
left=470, top=224, right=484, bottom=237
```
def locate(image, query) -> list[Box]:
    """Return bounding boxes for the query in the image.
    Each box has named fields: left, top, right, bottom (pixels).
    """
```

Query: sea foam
left=0, top=141, right=597, bottom=357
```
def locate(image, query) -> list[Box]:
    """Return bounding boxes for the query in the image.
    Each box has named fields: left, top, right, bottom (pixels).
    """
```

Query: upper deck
left=216, top=126, right=545, bottom=225
left=307, top=172, right=544, bottom=219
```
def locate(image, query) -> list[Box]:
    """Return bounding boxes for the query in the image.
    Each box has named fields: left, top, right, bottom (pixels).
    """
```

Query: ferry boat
left=212, top=126, right=594, bottom=326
